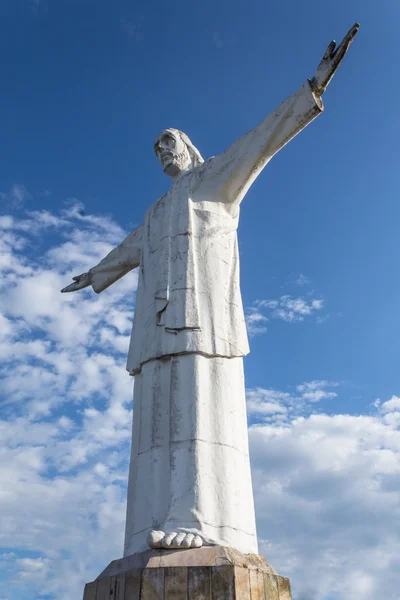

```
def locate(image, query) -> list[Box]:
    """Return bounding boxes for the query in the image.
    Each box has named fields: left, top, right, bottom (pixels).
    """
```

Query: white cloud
left=246, top=294, right=325, bottom=335
left=268, top=295, right=324, bottom=322
left=0, top=184, right=31, bottom=208
left=0, top=202, right=136, bottom=599
left=296, top=273, right=310, bottom=286
left=250, top=403, right=400, bottom=600
left=247, top=381, right=338, bottom=422
left=381, top=395, right=400, bottom=413
left=247, top=388, right=289, bottom=417
left=1, top=202, right=399, bottom=600
left=296, top=380, right=339, bottom=403
left=245, top=309, right=268, bottom=336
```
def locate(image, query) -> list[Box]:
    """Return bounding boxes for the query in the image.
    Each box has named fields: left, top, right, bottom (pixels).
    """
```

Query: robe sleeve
left=90, top=224, right=143, bottom=293
left=201, top=80, right=324, bottom=205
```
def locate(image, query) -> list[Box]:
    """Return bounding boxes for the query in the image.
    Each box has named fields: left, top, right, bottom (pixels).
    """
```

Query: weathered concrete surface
left=65, top=83, right=324, bottom=559
left=124, top=354, right=258, bottom=556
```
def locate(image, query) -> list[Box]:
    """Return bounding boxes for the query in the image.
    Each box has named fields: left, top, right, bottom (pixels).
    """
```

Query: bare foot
left=148, top=530, right=203, bottom=549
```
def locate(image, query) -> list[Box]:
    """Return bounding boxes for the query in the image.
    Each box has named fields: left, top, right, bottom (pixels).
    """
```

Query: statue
left=62, top=24, right=359, bottom=558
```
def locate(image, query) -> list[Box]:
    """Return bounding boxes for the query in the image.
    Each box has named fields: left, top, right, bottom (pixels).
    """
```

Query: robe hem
left=137, top=437, right=250, bottom=458
left=127, top=349, right=249, bottom=375
left=127, top=522, right=258, bottom=541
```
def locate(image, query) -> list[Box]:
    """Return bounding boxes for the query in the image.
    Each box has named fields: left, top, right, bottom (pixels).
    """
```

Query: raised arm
left=61, top=224, right=143, bottom=294
left=200, top=23, right=359, bottom=206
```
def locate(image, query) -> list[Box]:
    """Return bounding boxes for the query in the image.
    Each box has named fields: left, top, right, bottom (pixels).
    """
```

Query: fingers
left=61, top=283, right=79, bottom=293
left=349, top=22, right=360, bottom=37
left=333, top=22, right=360, bottom=63
left=323, top=40, right=336, bottom=60
left=342, top=22, right=360, bottom=49
left=61, top=273, right=90, bottom=292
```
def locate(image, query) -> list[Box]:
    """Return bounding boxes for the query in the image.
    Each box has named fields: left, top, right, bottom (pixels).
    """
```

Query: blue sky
left=1, top=1, right=400, bottom=599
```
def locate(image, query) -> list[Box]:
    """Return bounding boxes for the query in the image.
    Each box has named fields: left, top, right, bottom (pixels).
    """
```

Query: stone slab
left=211, top=565, right=235, bottom=600
left=125, top=570, right=141, bottom=600
left=110, top=574, right=126, bottom=600
left=188, top=566, right=211, bottom=599
left=249, top=569, right=265, bottom=600
left=96, top=577, right=110, bottom=600
left=82, top=547, right=292, bottom=600
left=98, top=546, right=278, bottom=580
left=233, top=567, right=251, bottom=600
left=277, top=577, right=292, bottom=600
left=264, top=572, right=279, bottom=600
left=141, top=568, right=164, bottom=600
left=83, top=582, right=97, bottom=600
left=165, top=567, right=187, bottom=600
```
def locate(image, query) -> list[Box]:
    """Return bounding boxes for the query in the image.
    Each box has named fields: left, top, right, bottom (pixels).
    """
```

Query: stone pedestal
left=82, top=546, right=291, bottom=599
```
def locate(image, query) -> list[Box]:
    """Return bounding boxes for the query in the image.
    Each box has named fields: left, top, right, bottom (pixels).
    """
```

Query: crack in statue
left=62, top=24, right=359, bottom=554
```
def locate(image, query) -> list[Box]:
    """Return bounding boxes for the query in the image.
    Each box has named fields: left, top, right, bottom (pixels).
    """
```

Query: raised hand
left=61, top=272, right=91, bottom=293
left=310, top=23, right=360, bottom=97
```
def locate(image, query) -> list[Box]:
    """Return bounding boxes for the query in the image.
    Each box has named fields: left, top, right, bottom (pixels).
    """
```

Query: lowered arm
left=90, top=224, right=143, bottom=293
left=61, top=224, right=143, bottom=294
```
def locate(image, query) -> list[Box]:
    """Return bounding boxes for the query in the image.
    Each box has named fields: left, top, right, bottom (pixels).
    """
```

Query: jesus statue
left=62, top=24, right=359, bottom=558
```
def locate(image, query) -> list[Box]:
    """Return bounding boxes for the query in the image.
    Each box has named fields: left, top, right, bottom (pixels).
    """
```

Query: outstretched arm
left=61, top=224, right=143, bottom=294
left=202, top=23, right=359, bottom=206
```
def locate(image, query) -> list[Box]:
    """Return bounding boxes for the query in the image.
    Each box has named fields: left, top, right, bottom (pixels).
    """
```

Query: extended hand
left=61, top=272, right=91, bottom=293
left=310, top=23, right=360, bottom=96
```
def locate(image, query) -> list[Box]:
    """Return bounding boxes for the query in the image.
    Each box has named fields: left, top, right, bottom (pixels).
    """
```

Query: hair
left=154, top=128, right=204, bottom=168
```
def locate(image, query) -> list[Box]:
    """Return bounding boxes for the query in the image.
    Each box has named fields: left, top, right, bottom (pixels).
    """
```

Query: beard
left=162, top=149, right=191, bottom=177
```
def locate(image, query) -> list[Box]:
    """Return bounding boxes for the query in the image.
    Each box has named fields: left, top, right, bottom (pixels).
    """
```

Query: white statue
left=62, top=24, right=359, bottom=556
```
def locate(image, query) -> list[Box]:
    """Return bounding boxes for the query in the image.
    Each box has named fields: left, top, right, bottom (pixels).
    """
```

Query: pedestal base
left=83, top=546, right=292, bottom=599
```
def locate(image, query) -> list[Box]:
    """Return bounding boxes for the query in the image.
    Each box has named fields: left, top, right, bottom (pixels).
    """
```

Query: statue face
left=154, top=130, right=192, bottom=178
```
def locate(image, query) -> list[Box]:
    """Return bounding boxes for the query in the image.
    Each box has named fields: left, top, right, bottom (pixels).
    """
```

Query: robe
left=89, top=81, right=323, bottom=556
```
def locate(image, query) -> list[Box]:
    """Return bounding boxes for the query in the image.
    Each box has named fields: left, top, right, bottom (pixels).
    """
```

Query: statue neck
left=166, top=161, right=194, bottom=182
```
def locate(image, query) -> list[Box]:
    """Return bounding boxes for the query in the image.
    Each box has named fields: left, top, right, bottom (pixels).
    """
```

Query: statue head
left=154, top=128, right=204, bottom=179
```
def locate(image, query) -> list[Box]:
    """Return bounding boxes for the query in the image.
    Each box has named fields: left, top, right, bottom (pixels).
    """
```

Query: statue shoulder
left=146, top=192, right=168, bottom=216
left=190, top=157, right=215, bottom=187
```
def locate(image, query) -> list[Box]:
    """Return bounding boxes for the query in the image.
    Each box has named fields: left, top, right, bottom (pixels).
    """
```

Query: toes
left=147, top=530, right=164, bottom=549
left=162, top=532, right=177, bottom=548
left=149, top=530, right=204, bottom=550
left=181, top=533, right=194, bottom=548
left=192, top=535, right=203, bottom=548
left=174, top=532, right=187, bottom=546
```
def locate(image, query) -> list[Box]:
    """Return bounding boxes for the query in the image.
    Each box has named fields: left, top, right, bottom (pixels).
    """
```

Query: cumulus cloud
left=296, top=380, right=339, bottom=403
left=258, top=296, right=324, bottom=322
left=1, top=202, right=399, bottom=600
left=250, top=400, right=400, bottom=600
left=246, top=294, right=325, bottom=335
left=247, top=388, right=290, bottom=417
left=0, top=201, right=136, bottom=599
left=245, top=309, right=268, bottom=336
left=247, top=381, right=338, bottom=422
left=381, top=395, right=400, bottom=413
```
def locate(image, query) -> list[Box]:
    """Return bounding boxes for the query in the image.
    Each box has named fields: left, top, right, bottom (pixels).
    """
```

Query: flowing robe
left=89, top=82, right=323, bottom=555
